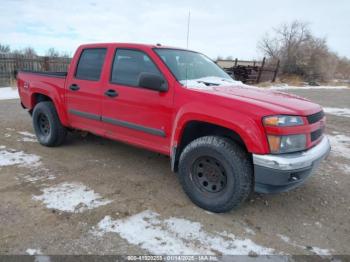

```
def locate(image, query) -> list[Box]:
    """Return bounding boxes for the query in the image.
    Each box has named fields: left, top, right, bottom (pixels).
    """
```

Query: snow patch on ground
left=310, top=247, right=333, bottom=256
left=18, top=131, right=36, bottom=137
left=267, top=84, right=349, bottom=90
left=26, top=248, right=42, bottom=255
left=33, top=182, right=112, bottom=213
left=93, top=210, right=275, bottom=255
left=277, top=234, right=332, bottom=255
left=244, top=227, right=256, bottom=235
left=15, top=166, right=57, bottom=184
left=22, top=173, right=56, bottom=183
left=19, top=137, right=38, bottom=142
left=18, top=131, right=37, bottom=142
left=0, top=146, right=41, bottom=167
left=323, top=107, right=350, bottom=118
left=0, top=87, right=19, bottom=100
left=329, top=134, right=350, bottom=160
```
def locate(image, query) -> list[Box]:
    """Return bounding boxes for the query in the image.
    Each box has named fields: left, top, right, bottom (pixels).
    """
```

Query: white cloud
left=0, top=0, right=349, bottom=58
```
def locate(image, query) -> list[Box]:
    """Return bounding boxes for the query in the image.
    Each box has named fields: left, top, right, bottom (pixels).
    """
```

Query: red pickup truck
left=17, top=43, right=331, bottom=212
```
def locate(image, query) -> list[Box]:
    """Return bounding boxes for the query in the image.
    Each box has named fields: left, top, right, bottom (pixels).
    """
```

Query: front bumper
left=252, top=136, right=331, bottom=193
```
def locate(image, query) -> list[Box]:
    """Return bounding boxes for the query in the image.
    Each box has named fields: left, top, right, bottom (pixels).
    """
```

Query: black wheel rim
left=191, top=156, right=227, bottom=193
left=37, top=113, right=50, bottom=136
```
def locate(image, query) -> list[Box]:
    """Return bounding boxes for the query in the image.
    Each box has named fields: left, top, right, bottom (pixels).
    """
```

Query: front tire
left=32, top=101, right=67, bottom=147
left=178, top=136, right=253, bottom=213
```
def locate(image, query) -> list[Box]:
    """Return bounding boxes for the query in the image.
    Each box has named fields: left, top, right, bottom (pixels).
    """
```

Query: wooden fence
left=216, top=57, right=280, bottom=84
left=0, top=54, right=71, bottom=86
left=0, top=54, right=279, bottom=86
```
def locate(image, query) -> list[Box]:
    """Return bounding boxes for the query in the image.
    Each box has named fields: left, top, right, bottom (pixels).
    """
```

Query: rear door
left=101, top=48, right=174, bottom=154
left=65, top=47, right=107, bottom=135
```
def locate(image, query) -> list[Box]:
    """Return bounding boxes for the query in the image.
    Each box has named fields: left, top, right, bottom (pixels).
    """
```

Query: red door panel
left=101, top=48, right=174, bottom=155
left=65, top=47, right=107, bottom=135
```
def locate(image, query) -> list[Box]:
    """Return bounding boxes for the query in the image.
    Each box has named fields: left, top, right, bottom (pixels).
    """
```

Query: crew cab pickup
left=17, top=43, right=331, bottom=212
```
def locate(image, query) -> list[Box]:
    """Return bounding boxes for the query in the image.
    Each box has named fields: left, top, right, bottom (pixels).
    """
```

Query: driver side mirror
left=138, top=72, right=168, bottom=92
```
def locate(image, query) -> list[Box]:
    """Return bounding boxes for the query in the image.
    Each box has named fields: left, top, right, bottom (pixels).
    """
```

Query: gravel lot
left=0, top=87, right=349, bottom=257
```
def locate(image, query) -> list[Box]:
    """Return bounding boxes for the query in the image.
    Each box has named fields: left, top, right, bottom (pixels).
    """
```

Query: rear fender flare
left=30, top=88, right=68, bottom=126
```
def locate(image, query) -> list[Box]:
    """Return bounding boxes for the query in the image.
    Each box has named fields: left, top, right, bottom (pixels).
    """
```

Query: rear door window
left=110, top=49, right=162, bottom=87
left=75, top=48, right=107, bottom=81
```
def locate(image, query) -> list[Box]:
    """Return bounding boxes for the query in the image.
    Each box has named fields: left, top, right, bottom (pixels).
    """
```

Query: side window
left=75, top=48, right=107, bottom=81
left=111, top=49, right=162, bottom=87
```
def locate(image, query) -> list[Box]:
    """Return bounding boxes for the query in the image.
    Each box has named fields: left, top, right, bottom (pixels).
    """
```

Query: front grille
left=311, top=128, right=323, bottom=142
left=307, top=111, right=324, bottom=124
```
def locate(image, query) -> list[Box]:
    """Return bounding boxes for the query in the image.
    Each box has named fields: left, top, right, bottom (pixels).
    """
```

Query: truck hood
left=183, top=78, right=322, bottom=116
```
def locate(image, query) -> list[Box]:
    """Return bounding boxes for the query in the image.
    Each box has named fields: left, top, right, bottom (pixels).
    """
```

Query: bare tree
left=60, top=51, right=71, bottom=58
left=335, top=57, right=350, bottom=79
left=259, top=34, right=280, bottom=59
left=302, top=37, right=338, bottom=81
left=22, top=47, right=37, bottom=58
left=258, top=21, right=311, bottom=75
left=258, top=20, right=343, bottom=82
left=0, top=43, right=10, bottom=53
left=46, top=48, right=60, bottom=58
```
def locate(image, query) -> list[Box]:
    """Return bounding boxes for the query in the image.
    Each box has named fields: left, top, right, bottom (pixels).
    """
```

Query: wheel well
left=32, top=93, right=53, bottom=105
left=29, top=93, right=53, bottom=115
left=172, top=121, right=248, bottom=172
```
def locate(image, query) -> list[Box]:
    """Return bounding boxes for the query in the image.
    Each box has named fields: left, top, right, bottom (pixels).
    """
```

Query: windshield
left=154, top=48, right=234, bottom=87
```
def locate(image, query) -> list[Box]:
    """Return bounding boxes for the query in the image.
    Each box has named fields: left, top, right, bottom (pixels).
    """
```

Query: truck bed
left=18, top=70, right=67, bottom=78
left=17, top=70, right=67, bottom=110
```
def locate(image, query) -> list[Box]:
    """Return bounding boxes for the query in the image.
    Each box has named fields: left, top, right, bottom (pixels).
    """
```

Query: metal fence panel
left=216, top=58, right=280, bottom=84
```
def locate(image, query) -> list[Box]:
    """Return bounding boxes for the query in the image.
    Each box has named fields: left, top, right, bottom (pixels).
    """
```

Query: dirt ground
left=0, top=88, right=349, bottom=257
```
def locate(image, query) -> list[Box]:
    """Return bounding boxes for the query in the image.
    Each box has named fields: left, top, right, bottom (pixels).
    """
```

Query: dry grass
left=279, top=74, right=304, bottom=86
left=254, top=81, right=274, bottom=88
left=254, top=74, right=305, bottom=88
left=10, top=79, right=17, bottom=88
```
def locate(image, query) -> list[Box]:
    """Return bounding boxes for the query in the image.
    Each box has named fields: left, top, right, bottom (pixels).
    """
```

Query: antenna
left=185, top=10, right=191, bottom=87
left=186, top=10, right=191, bottom=49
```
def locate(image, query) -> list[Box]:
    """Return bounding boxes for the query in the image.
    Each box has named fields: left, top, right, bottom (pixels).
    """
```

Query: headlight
left=263, top=115, right=304, bottom=126
left=267, top=134, right=307, bottom=154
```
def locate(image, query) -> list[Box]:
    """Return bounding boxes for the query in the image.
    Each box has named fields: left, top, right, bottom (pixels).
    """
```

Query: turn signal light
left=267, top=135, right=281, bottom=153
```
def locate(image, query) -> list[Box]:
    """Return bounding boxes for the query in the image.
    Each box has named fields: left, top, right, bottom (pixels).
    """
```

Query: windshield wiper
left=196, top=81, right=220, bottom=86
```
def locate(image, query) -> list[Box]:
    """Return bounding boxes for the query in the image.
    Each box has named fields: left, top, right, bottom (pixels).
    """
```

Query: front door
left=65, top=47, right=107, bottom=135
left=101, top=48, right=174, bottom=154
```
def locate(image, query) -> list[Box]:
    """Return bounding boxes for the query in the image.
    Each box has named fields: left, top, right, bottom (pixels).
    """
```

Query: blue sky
left=0, top=0, right=349, bottom=59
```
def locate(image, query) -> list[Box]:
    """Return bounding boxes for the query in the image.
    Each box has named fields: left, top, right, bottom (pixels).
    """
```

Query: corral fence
left=0, top=53, right=71, bottom=86
left=216, top=57, right=280, bottom=84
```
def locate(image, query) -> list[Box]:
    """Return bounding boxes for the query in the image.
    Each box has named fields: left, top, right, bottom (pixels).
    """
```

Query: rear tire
left=32, top=101, right=67, bottom=147
left=178, top=136, right=253, bottom=213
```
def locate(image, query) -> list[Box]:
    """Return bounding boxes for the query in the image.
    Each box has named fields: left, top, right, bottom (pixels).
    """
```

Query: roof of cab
left=77, top=42, right=192, bottom=51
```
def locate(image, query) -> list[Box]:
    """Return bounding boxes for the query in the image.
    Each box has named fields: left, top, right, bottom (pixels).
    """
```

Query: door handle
left=104, top=89, right=118, bottom=97
left=69, top=84, right=80, bottom=91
